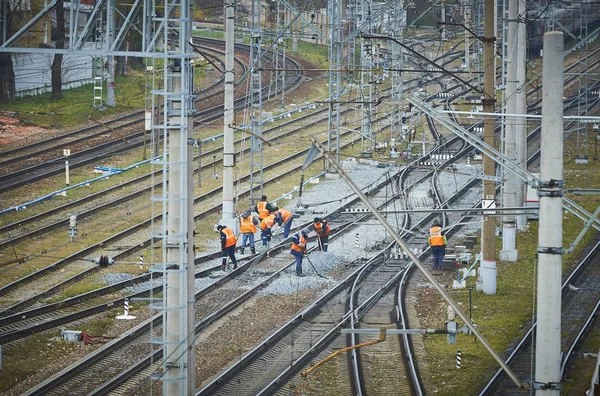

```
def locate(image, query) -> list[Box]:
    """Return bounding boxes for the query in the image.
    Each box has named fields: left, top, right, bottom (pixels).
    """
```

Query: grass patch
left=0, top=73, right=147, bottom=128
left=292, top=40, right=329, bottom=69
left=0, top=330, right=62, bottom=392
left=193, top=29, right=225, bottom=40
left=421, top=129, right=600, bottom=394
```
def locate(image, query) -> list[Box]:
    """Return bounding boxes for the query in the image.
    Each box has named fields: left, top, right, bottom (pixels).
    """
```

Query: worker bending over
left=277, top=207, right=294, bottom=238
left=217, top=225, right=238, bottom=271
left=313, top=217, right=330, bottom=252
left=260, top=212, right=281, bottom=246
left=290, top=229, right=309, bottom=276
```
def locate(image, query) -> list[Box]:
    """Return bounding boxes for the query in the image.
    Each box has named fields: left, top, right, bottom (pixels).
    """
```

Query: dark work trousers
left=431, top=246, right=445, bottom=270
left=319, top=234, right=329, bottom=252
left=261, top=229, right=271, bottom=246
left=283, top=219, right=293, bottom=238
left=222, top=246, right=237, bottom=267
left=292, top=251, right=303, bottom=275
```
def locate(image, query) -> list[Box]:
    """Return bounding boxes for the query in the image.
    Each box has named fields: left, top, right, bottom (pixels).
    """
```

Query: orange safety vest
left=221, top=227, right=237, bottom=248
left=291, top=233, right=307, bottom=253
left=429, top=226, right=445, bottom=247
left=257, top=201, right=269, bottom=220
left=260, top=214, right=276, bottom=231
left=278, top=208, right=292, bottom=223
left=315, top=221, right=330, bottom=236
left=240, top=215, right=257, bottom=234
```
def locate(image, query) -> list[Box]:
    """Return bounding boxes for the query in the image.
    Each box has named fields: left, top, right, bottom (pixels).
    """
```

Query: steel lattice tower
left=0, top=0, right=198, bottom=392
left=390, top=1, right=406, bottom=141
left=327, top=0, right=343, bottom=165
left=249, top=0, right=264, bottom=203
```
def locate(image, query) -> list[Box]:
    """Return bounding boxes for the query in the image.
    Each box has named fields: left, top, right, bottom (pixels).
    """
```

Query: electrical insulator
left=69, top=215, right=77, bottom=228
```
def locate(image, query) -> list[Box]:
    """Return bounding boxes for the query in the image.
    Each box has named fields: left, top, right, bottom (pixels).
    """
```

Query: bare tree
left=51, top=0, right=65, bottom=100
left=0, top=2, right=16, bottom=103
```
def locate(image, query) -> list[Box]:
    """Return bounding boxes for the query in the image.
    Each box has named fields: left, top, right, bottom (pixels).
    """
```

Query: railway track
left=1, top=31, right=596, bottom=396
left=0, top=38, right=297, bottom=194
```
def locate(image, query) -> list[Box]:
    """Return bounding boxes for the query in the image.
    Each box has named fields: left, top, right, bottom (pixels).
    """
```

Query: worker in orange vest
left=260, top=212, right=282, bottom=246
left=290, top=229, right=309, bottom=276
left=276, top=207, right=294, bottom=238
left=217, top=225, right=238, bottom=271
left=313, top=217, right=331, bottom=252
left=239, top=209, right=258, bottom=255
left=255, top=195, right=278, bottom=221
left=428, top=219, right=447, bottom=271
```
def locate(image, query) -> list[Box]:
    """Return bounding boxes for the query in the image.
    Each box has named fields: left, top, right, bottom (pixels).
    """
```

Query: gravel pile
left=96, top=273, right=134, bottom=284
left=286, top=164, right=397, bottom=223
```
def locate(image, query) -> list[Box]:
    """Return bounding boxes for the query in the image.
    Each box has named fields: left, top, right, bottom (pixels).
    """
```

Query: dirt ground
left=0, top=112, right=47, bottom=145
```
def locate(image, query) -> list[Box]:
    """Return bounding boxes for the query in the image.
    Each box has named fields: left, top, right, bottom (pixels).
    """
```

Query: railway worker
left=276, top=207, right=294, bottom=238
left=217, top=225, right=238, bottom=271
left=260, top=212, right=281, bottom=246
left=239, top=209, right=258, bottom=255
left=313, top=217, right=331, bottom=252
left=290, top=229, right=309, bottom=277
left=255, top=195, right=279, bottom=221
left=428, top=220, right=447, bottom=271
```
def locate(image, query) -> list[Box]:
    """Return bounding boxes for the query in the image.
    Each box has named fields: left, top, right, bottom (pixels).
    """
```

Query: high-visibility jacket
left=257, top=201, right=270, bottom=220
left=314, top=220, right=330, bottom=236
left=278, top=208, right=292, bottom=223
left=240, top=215, right=257, bottom=234
left=260, top=214, right=276, bottom=231
left=221, top=227, right=237, bottom=248
left=429, top=226, right=446, bottom=247
left=291, top=233, right=307, bottom=253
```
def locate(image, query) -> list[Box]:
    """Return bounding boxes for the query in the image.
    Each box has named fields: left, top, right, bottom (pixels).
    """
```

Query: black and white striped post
left=456, top=350, right=462, bottom=369
left=355, top=233, right=359, bottom=248
left=116, top=298, right=136, bottom=320
left=139, top=254, right=144, bottom=270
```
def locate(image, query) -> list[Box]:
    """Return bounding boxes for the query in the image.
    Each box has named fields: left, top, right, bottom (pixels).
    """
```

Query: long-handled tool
left=303, top=253, right=326, bottom=279
left=317, top=234, right=324, bottom=251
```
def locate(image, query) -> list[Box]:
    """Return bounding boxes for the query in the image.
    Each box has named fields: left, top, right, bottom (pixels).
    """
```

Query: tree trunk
left=0, top=3, right=16, bottom=103
left=51, top=0, right=65, bottom=100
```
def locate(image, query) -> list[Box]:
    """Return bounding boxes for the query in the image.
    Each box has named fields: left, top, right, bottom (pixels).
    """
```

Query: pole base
left=116, top=315, right=136, bottom=320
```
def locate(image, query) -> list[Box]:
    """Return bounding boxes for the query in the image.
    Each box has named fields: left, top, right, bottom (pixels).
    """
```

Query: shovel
left=303, top=253, right=326, bottom=279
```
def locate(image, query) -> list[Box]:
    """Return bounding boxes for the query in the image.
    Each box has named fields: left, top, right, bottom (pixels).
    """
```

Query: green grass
left=420, top=130, right=600, bottom=395
left=0, top=73, right=147, bottom=128
left=193, top=30, right=225, bottom=40
left=291, top=40, right=328, bottom=69
left=0, top=331, right=62, bottom=392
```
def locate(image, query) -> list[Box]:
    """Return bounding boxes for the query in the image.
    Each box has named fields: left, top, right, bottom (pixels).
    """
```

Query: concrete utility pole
left=500, top=0, right=518, bottom=262
left=481, top=0, right=496, bottom=294
left=535, top=31, right=563, bottom=396
left=185, top=11, right=196, bottom=392
left=221, top=0, right=237, bottom=230
left=515, top=0, right=527, bottom=230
